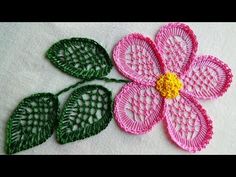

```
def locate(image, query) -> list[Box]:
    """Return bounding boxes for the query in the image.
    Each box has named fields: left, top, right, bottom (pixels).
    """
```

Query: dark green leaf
left=57, top=85, right=112, bottom=144
left=46, top=38, right=113, bottom=79
left=5, top=93, right=59, bottom=154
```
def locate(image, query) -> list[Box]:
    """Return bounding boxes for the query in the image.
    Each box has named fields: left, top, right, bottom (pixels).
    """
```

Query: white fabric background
left=0, top=22, right=235, bottom=154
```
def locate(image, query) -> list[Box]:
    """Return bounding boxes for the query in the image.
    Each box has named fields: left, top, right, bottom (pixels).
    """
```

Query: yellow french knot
left=156, top=72, right=183, bottom=99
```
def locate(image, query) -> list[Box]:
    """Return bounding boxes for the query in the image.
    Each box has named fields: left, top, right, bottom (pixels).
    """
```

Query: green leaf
left=46, top=38, right=113, bottom=79
left=5, top=93, right=59, bottom=154
left=56, top=85, right=112, bottom=144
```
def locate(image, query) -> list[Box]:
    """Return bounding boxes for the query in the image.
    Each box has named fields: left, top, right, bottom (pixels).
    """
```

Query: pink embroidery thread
left=113, top=22, right=233, bottom=152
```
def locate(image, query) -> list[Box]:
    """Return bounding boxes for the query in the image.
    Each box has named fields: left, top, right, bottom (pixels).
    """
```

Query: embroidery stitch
left=6, top=93, right=59, bottom=154
left=156, top=72, right=183, bottom=99
left=4, top=23, right=233, bottom=154
left=113, top=22, right=233, bottom=152
left=56, top=85, right=113, bottom=144
left=5, top=38, right=129, bottom=154
left=46, top=38, right=113, bottom=79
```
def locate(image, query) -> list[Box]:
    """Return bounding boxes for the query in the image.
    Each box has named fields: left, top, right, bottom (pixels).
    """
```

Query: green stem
left=55, top=77, right=129, bottom=97
left=97, top=77, right=129, bottom=83
left=55, top=80, right=88, bottom=96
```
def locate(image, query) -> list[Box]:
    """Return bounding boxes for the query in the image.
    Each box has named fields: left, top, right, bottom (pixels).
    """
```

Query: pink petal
left=181, top=55, right=233, bottom=99
left=164, top=91, right=213, bottom=152
left=113, top=33, right=165, bottom=86
left=155, top=22, right=198, bottom=75
left=114, top=82, right=164, bottom=134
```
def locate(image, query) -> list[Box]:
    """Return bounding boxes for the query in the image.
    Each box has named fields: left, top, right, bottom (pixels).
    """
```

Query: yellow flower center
left=156, top=72, right=183, bottom=99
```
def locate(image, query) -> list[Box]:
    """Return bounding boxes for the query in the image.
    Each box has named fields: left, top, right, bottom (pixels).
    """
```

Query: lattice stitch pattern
left=113, top=22, right=233, bottom=152
left=46, top=38, right=112, bottom=79
left=57, top=85, right=112, bottom=144
left=6, top=93, right=59, bottom=154
left=5, top=37, right=128, bottom=154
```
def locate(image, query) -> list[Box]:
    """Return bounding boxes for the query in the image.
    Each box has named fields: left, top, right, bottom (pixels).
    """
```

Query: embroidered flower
left=113, top=22, right=233, bottom=152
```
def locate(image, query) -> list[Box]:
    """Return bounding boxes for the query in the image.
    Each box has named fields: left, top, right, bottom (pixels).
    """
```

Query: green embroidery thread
left=57, top=85, right=112, bottom=144
left=5, top=37, right=129, bottom=154
left=46, top=38, right=113, bottom=79
left=6, top=93, right=59, bottom=155
left=55, top=77, right=129, bottom=97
